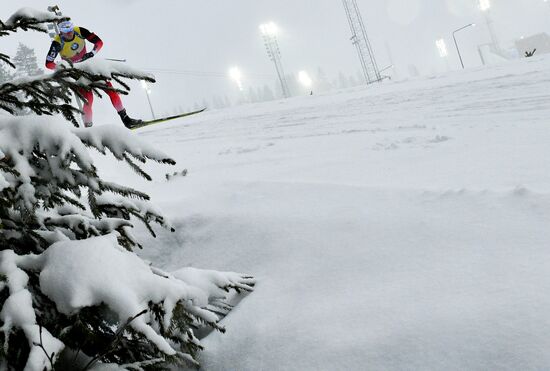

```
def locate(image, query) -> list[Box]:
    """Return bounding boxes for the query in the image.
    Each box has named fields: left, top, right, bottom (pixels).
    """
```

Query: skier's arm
left=79, top=27, right=104, bottom=56
left=45, top=40, right=61, bottom=70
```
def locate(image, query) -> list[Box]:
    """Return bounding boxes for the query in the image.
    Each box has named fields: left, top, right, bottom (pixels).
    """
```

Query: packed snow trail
left=96, top=55, right=550, bottom=370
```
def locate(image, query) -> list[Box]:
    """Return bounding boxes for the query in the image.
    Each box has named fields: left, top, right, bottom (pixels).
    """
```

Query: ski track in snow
left=97, top=55, right=550, bottom=370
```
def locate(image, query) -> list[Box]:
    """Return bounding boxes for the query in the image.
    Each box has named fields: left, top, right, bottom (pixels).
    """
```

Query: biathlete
left=45, top=21, right=142, bottom=128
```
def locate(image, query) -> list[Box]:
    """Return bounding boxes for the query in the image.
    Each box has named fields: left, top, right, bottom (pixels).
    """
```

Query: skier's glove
left=80, top=52, right=95, bottom=62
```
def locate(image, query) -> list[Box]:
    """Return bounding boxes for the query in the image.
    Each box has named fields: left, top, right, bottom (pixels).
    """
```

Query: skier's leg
left=105, top=81, right=125, bottom=112
left=105, top=81, right=143, bottom=128
left=80, top=88, right=94, bottom=127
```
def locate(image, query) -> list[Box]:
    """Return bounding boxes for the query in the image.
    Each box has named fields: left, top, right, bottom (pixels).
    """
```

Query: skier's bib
left=54, top=27, right=86, bottom=61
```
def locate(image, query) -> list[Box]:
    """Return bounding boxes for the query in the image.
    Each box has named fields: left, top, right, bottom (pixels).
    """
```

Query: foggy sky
left=3, top=0, right=550, bottom=122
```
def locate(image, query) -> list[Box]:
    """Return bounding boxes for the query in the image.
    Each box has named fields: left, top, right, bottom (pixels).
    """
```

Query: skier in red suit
left=45, top=21, right=142, bottom=128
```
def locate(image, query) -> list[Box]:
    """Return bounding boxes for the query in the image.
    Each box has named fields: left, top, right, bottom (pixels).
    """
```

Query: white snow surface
left=98, top=55, right=550, bottom=370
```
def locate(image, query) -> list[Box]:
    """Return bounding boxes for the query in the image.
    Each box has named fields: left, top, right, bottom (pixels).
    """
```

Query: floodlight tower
left=342, top=0, right=381, bottom=84
left=479, top=0, right=500, bottom=52
left=260, top=22, right=291, bottom=98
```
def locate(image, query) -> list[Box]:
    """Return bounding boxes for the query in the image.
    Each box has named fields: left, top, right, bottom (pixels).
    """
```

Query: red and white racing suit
left=45, top=27, right=124, bottom=125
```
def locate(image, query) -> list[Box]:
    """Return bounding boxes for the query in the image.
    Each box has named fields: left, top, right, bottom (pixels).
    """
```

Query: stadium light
left=298, top=71, right=313, bottom=95
left=453, top=23, right=476, bottom=69
left=436, top=39, right=449, bottom=58
left=298, top=71, right=312, bottom=88
left=141, top=80, right=156, bottom=120
left=479, top=0, right=491, bottom=12
left=229, top=67, right=244, bottom=92
left=436, top=38, right=452, bottom=71
left=260, top=22, right=278, bottom=36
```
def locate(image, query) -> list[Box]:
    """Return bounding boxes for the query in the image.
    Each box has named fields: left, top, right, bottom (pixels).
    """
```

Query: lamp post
left=453, top=23, right=476, bottom=69
left=141, top=81, right=156, bottom=120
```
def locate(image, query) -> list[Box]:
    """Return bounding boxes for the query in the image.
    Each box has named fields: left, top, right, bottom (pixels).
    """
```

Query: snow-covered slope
left=100, top=55, right=550, bottom=370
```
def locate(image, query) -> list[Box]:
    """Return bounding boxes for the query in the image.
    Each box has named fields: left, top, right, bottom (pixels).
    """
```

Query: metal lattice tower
left=342, top=0, right=381, bottom=84
left=260, top=23, right=291, bottom=98
left=483, top=11, right=501, bottom=53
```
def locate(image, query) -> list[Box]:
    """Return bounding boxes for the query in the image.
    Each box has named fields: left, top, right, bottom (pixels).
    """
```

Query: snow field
left=97, top=55, right=550, bottom=370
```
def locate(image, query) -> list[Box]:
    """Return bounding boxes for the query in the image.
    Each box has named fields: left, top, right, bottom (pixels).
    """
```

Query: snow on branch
left=75, top=125, right=173, bottom=165
left=71, top=59, right=156, bottom=90
left=0, top=74, right=79, bottom=125
left=0, top=8, right=67, bottom=69
left=0, top=116, right=175, bottom=253
left=0, top=116, right=93, bottom=186
left=96, top=193, right=175, bottom=243
left=0, top=250, right=63, bottom=371
left=0, top=235, right=255, bottom=369
left=1, top=8, right=66, bottom=31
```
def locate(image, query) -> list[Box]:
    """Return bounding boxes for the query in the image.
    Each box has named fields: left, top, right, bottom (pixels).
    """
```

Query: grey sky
left=3, top=0, right=550, bottom=122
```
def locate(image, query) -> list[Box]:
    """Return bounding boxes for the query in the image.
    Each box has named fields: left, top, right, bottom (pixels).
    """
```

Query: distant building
left=477, top=44, right=517, bottom=66
left=478, top=43, right=515, bottom=66
left=515, top=33, right=550, bottom=58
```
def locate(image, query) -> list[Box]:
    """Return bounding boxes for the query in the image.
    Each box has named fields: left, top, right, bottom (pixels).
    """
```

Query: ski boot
left=118, top=109, right=143, bottom=129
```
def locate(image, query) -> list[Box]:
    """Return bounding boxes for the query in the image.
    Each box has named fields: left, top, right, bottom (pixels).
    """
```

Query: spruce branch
left=0, top=53, right=15, bottom=69
left=0, top=14, right=68, bottom=35
left=81, top=309, right=148, bottom=371
left=123, top=154, right=152, bottom=181
left=33, top=325, right=56, bottom=370
left=99, top=181, right=150, bottom=201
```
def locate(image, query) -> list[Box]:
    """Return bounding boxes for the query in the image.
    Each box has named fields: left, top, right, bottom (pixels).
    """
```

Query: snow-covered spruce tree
left=13, top=43, right=43, bottom=78
left=0, top=8, right=254, bottom=370
left=10, top=42, right=44, bottom=116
